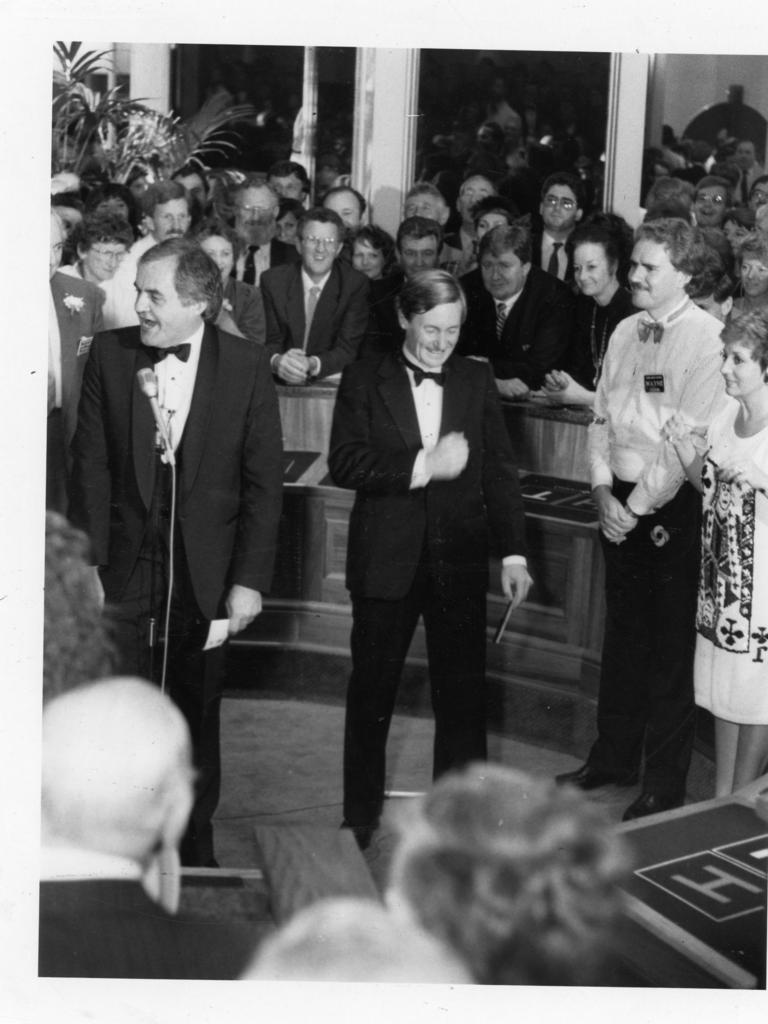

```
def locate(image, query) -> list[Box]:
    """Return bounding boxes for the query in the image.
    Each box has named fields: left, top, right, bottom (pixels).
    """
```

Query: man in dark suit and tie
left=531, top=172, right=585, bottom=284
left=328, top=270, right=531, bottom=848
left=69, top=238, right=284, bottom=865
left=261, top=207, right=369, bottom=383
left=228, top=177, right=299, bottom=286
left=462, top=222, right=574, bottom=399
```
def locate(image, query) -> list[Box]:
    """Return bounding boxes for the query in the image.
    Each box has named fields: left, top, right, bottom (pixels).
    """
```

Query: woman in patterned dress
left=664, top=308, right=768, bottom=794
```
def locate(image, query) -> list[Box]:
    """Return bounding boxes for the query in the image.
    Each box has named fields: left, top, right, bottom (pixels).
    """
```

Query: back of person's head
left=644, top=175, right=694, bottom=211
left=471, top=195, right=520, bottom=228
left=44, top=512, right=116, bottom=702
left=387, top=763, right=630, bottom=985
left=42, top=677, right=195, bottom=866
left=644, top=198, right=693, bottom=224
left=687, top=227, right=734, bottom=303
left=243, top=897, right=470, bottom=982
left=396, top=215, right=443, bottom=251
left=478, top=221, right=532, bottom=264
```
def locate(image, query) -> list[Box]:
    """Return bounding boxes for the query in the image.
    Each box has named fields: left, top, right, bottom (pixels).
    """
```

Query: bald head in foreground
left=39, top=677, right=253, bottom=979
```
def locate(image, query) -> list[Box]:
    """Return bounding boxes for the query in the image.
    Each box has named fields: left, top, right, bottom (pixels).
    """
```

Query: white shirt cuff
left=502, top=555, right=527, bottom=567
left=409, top=449, right=432, bottom=489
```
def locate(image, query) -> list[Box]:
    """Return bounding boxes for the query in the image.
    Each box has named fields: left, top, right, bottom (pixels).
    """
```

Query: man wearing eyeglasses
left=534, top=172, right=584, bottom=283
left=749, top=175, right=768, bottom=213
left=261, top=208, right=369, bottom=384
left=693, top=176, right=732, bottom=228
left=226, top=178, right=300, bottom=287
left=58, top=211, right=134, bottom=331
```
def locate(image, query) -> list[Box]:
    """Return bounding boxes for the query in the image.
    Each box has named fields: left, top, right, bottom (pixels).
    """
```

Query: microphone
left=136, top=368, right=175, bottom=466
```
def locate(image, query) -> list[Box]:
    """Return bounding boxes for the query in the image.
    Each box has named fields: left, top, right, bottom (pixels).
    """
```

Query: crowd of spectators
left=45, top=111, right=768, bottom=982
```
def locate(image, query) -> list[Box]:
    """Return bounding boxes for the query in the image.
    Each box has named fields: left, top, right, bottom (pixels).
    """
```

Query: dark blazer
left=462, top=265, right=574, bottom=389
left=69, top=324, right=284, bottom=619
left=359, top=274, right=404, bottom=359
left=223, top=277, right=266, bottom=345
left=328, top=352, right=527, bottom=600
left=261, top=261, right=369, bottom=377
left=39, top=879, right=253, bottom=979
left=269, top=236, right=301, bottom=268
left=50, top=272, right=105, bottom=450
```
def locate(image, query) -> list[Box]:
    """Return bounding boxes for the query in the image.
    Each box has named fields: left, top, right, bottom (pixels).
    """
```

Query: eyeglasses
left=237, top=205, right=274, bottom=215
left=696, top=193, right=726, bottom=205
left=302, top=236, right=338, bottom=249
left=90, top=246, right=126, bottom=263
left=543, top=195, right=576, bottom=210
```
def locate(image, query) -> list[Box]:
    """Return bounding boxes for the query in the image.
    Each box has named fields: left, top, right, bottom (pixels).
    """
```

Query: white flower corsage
left=222, top=298, right=233, bottom=313
left=63, top=294, right=85, bottom=315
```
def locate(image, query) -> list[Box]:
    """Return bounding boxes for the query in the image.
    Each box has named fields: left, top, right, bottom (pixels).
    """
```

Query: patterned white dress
left=694, top=401, right=768, bottom=722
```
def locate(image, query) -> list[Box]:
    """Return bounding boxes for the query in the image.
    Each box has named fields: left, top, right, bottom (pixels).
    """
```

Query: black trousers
left=587, top=479, right=700, bottom=797
left=107, top=461, right=226, bottom=866
left=343, top=550, right=488, bottom=825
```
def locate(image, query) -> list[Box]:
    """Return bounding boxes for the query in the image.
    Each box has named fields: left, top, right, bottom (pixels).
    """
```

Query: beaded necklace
left=589, top=301, right=610, bottom=389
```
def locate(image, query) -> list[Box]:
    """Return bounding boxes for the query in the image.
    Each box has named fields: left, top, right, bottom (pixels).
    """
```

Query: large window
left=415, top=49, right=611, bottom=215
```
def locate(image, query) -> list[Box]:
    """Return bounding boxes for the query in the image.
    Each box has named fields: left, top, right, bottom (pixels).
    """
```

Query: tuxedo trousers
left=586, top=479, right=699, bottom=798
left=343, top=546, right=488, bottom=825
left=106, top=457, right=226, bottom=866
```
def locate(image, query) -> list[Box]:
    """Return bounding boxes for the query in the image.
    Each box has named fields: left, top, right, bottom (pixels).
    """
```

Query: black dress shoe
left=340, top=820, right=378, bottom=851
left=622, top=791, right=685, bottom=822
left=555, top=763, right=635, bottom=791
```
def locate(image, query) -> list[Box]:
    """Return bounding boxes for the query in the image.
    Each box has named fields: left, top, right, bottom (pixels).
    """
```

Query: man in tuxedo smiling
left=70, top=238, right=283, bottom=865
left=329, top=269, right=531, bottom=848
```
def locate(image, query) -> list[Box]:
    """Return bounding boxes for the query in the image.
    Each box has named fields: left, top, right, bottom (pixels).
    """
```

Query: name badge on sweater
left=644, top=374, right=664, bottom=393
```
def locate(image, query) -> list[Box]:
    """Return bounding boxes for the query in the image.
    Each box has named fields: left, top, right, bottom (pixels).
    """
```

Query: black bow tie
left=401, top=354, right=446, bottom=387
left=147, top=343, right=191, bottom=363
left=637, top=319, right=664, bottom=344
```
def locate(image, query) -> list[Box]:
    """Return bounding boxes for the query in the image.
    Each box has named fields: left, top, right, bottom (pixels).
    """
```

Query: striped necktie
left=495, top=301, right=508, bottom=339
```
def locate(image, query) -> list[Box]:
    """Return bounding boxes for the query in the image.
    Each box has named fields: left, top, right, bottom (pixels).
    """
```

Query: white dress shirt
left=48, top=291, right=62, bottom=408
left=154, top=323, right=205, bottom=453
left=590, top=299, right=727, bottom=515
left=540, top=231, right=568, bottom=279
left=404, top=348, right=525, bottom=566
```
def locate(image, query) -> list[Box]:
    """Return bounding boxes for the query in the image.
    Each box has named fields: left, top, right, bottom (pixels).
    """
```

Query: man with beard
left=229, top=178, right=299, bottom=286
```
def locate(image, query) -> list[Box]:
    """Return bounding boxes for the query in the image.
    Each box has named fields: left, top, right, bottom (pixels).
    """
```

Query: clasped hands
left=593, top=485, right=638, bottom=544
left=274, top=348, right=319, bottom=385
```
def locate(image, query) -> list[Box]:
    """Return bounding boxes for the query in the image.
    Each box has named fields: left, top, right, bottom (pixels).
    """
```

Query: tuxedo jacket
left=69, top=323, right=283, bottom=619
left=39, top=878, right=253, bottom=979
left=261, top=260, right=369, bottom=377
left=462, top=265, right=574, bottom=389
left=50, top=271, right=105, bottom=451
left=328, top=352, right=527, bottom=600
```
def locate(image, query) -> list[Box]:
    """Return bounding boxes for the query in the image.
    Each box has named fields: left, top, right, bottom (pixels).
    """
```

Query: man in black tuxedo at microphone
left=70, top=238, right=283, bottom=865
